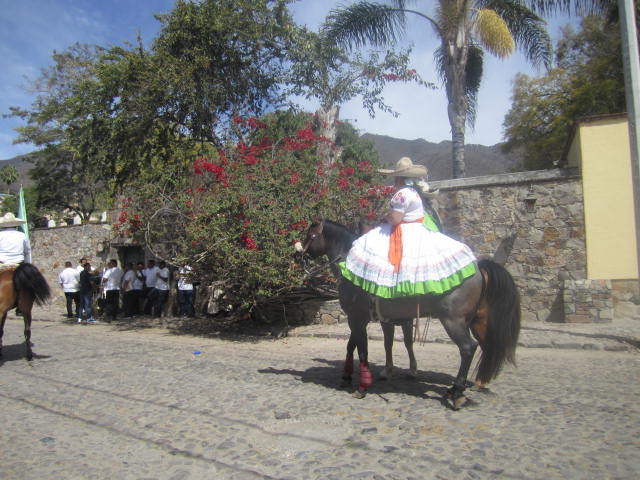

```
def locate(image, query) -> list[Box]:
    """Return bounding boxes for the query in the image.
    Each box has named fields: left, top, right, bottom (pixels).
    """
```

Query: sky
left=0, top=0, right=575, bottom=160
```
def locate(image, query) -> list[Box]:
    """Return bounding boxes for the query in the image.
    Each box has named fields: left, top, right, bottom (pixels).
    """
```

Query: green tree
left=152, top=0, right=298, bottom=146
left=0, top=165, right=19, bottom=192
left=502, top=15, right=626, bottom=169
left=287, top=29, right=434, bottom=165
left=323, top=0, right=552, bottom=178
left=7, top=44, right=111, bottom=220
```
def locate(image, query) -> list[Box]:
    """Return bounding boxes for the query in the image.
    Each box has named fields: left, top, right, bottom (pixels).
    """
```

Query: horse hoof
left=445, top=395, right=467, bottom=410
left=352, top=389, right=367, bottom=399
left=379, top=367, right=392, bottom=380
left=409, top=367, right=418, bottom=378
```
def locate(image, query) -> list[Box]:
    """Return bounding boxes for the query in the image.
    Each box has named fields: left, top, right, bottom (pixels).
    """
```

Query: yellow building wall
left=576, top=116, right=638, bottom=279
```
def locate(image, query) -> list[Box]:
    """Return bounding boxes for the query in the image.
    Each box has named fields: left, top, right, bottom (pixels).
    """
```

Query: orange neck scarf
left=388, top=217, right=424, bottom=273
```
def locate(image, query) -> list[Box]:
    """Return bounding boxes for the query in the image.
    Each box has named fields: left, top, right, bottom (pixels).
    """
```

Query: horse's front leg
left=341, top=337, right=356, bottom=387
left=441, top=316, right=478, bottom=410
left=401, top=320, right=418, bottom=377
left=347, top=314, right=371, bottom=399
left=379, top=322, right=395, bottom=380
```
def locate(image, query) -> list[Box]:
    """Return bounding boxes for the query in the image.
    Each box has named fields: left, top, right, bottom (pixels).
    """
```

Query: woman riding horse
left=297, top=157, right=520, bottom=409
left=341, top=157, right=477, bottom=300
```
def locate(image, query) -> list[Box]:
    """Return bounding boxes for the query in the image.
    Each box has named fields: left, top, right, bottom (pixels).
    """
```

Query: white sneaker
left=77, top=318, right=82, bottom=323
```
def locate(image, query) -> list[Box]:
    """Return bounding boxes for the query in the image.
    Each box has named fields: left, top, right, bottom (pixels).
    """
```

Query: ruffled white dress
left=341, top=186, right=477, bottom=298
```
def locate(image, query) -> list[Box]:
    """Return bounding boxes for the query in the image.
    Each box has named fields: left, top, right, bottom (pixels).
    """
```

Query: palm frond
left=434, top=44, right=484, bottom=128
left=475, top=9, right=515, bottom=58
left=481, top=0, right=552, bottom=69
left=465, top=45, right=484, bottom=127
left=322, top=2, right=407, bottom=50
left=515, top=0, right=604, bottom=17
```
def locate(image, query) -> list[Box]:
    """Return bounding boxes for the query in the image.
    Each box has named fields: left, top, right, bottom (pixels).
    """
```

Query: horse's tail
left=475, top=259, right=521, bottom=384
left=14, top=263, right=51, bottom=306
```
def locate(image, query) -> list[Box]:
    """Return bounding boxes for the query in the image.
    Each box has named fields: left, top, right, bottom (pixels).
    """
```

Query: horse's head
left=294, top=219, right=327, bottom=260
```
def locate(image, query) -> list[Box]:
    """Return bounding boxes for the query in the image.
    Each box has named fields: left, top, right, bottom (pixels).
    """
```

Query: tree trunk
left=443, top=3, right=471, bottom=179
left=445, top=64, right=468, bottom=179
left=451, top=110, right=466, bottom=179
left=314, top=105, right=341, bottom=168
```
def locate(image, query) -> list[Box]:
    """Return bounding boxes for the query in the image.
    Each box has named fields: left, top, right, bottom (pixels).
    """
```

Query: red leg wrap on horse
left=359, top=362, right=372, bottom=390
left=344, top=353, right=354, bottom=376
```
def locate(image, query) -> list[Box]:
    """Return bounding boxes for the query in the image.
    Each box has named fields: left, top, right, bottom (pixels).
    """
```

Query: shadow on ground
left=258, top=357, right=486, bottom=409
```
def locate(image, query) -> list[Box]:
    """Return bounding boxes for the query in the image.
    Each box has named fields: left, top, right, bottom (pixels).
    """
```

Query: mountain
left=0, top=135, right=523, bottom=190
left=362, top=134, right=524, bottom=180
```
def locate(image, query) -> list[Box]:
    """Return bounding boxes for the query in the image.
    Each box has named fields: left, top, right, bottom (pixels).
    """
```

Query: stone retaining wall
left=428, top=169, right=586, bottom=322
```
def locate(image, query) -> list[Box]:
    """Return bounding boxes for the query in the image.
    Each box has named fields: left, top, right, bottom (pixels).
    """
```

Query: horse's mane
left=322, top=219, right=358, bottom=252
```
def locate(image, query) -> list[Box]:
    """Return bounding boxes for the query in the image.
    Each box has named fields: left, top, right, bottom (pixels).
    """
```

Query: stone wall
left=428, top=168, right=586, bottom=323
left=563, top=279, right=613, bottom=323
left=31, top=223, right=120, bottom=311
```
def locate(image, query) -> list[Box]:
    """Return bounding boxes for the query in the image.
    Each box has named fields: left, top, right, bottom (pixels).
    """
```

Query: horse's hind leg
left=23, top=312, right=33, bottom=361
left=379, top=322, right=394, bottom=380
left=0, top=312, right=7, bottom=358
left=18, top=297, right=34, bottom=361
left=401, top=320, right=418, bottom=377
left=440, top=316, right=478, bottom=410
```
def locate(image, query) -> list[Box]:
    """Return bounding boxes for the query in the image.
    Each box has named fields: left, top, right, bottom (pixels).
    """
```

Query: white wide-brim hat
left=378, top=156, right=428, bottom=178
left=0, top=212, right=26, bottom=227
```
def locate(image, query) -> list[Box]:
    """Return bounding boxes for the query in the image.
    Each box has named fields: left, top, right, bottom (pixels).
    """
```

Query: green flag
left=18, top=186, right=29, bottom=242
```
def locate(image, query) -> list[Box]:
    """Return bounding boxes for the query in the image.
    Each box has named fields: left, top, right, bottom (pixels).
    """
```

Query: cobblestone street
left=1, top=314, right=639, bottom=479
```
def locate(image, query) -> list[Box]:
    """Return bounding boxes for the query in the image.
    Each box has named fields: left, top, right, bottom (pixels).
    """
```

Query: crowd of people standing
left=58, top=257, right=195, bottom=323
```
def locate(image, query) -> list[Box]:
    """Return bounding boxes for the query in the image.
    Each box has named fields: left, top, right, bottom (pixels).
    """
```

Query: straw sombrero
left=0, top=212, right=26, bottom=228
left=378, top=157, right=428, bottom=178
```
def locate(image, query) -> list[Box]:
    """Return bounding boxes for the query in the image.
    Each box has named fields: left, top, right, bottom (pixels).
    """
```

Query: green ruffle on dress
left=340, top=260, right=477, bottom=299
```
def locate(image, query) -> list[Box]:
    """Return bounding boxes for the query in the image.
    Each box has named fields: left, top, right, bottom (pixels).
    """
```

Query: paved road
left=1, top=316, right=639, bottom=479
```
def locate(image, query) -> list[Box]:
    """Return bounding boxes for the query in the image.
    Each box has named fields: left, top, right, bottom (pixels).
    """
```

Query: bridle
left=296, top=220, right=324, bottom=257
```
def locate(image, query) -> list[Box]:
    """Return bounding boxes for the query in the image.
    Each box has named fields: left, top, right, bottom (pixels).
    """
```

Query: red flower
left=358, top=161, right=372, bottom=171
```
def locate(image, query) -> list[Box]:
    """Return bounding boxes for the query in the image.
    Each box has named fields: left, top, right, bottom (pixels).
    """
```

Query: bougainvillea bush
left=115, top=111, right=394, bottom=319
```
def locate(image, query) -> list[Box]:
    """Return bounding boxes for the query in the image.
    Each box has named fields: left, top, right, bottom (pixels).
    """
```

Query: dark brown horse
left=0, top=263, right=51, bottom=361
left=297, top=219, right=521, bottom=409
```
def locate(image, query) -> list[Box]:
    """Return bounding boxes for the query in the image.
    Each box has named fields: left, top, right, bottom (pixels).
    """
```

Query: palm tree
left=323, top=0, right=553, bottom=178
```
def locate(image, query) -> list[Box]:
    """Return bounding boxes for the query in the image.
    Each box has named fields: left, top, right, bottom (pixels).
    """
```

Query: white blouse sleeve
left=390, top=189, right=410, bottom=213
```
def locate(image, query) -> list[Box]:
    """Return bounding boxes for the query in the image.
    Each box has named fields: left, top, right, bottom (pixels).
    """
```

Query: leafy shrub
left=114, top=112, right=393, bottom=319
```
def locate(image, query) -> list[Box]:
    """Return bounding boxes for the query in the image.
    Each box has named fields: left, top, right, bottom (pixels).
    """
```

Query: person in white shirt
left=151, top=260, right=170, bottom=318
left=177, top=261, right=195, bottom=317
left=58, top=261, right=81, bottom=319
left=0, top=212, right=31, bottom=264
left=142, top=259, right=159, bottom=315
left=121, top=262, right=137, bottom=318
left=132, top=261, right=145, bottom=315
left=101, top=259, right=123, bottom=322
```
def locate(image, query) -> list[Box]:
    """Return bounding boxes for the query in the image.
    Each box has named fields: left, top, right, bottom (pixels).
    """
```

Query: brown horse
left=297, top=219, right=521, bottom=409
left=0, top=263, right=51, bottom=361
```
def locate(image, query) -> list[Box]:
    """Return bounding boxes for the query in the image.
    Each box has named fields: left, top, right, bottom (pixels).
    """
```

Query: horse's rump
left=13, top=263, right=51, bottom=306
